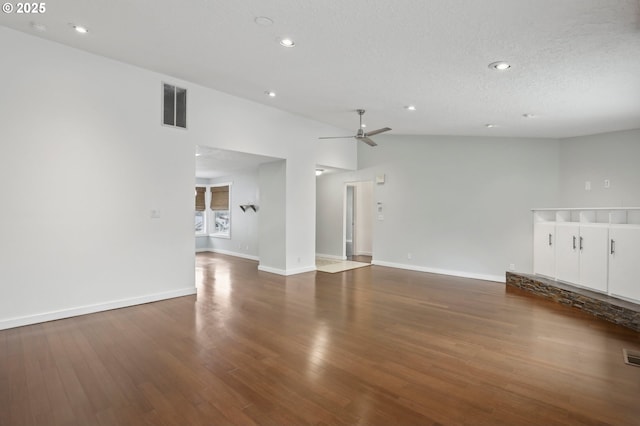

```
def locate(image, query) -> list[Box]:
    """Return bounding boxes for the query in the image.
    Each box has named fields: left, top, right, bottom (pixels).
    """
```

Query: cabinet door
left=555, top=223, right=580, bottom=284
left=579, top=225, right=609, bottom=292
left=609, top=225, right=640, bottom=302
left=533, top=222, right=556, bottom=278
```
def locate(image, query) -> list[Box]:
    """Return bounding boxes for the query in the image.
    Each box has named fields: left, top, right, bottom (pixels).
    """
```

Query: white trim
left=316, top=253, right=347, bottom=260
left=355, top=251, right=373, bottom=256
left=258, top=265, right=287, bottom=275
left=286, top=265, right=317, bottom=275
left=532, top=207, right=640, bottom=211
left=0, top=287, right=197, bottom=331
left=195, top=247, right=210, bottom=253
left=258, top=264, right=316, bottom=276
left=209, top=248, right=259, bottom=261
left=371, top=260, right=505, bottom=283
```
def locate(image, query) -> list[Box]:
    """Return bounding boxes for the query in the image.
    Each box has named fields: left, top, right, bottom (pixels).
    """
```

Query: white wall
left=258, top=161, right=287, bottom=273
left=317, top=135, right=560, bottom=281
left=0, top=27, right=196, bottom=329
left=354, top=181, right=373, bottom=256
left=558, top=129, right=640, bottom=207
left=0, top=27, right=356, bottom=329
left=208, top=169, right=261, bottom=260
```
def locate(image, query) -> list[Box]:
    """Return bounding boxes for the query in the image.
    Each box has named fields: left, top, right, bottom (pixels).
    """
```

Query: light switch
left=150, top=209, right=161, bottom=219
left=378, top=214, right=384, bottom=221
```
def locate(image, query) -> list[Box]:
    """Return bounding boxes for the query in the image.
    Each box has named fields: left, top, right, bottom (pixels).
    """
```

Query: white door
left=555, top=223, right=580, bottom=284
left=609, top=225, right=640, bottom=302
left=533, top=222, right=556, bottom=278
left=579, top=224, right=609, bottom=292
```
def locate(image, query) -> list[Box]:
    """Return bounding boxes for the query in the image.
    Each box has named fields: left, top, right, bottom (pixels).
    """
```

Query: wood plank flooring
left=1, top=252, right=639, bottom=425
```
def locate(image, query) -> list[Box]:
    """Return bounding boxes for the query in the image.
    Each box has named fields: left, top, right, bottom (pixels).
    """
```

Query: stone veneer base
left=506, top=272, right=640, bottom=333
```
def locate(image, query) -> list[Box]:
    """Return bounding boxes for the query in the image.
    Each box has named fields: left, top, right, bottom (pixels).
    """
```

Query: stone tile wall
left=506, top=272, right=640, bottom=332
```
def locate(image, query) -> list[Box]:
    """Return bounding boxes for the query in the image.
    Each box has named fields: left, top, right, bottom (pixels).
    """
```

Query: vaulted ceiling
left=2, top=0, right=639, bottom=138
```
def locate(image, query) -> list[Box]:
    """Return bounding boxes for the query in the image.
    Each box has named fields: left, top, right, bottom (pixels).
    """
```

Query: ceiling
left=2, top=0, right=639, bottom=139
left=195, top=146, right=281, bottom=178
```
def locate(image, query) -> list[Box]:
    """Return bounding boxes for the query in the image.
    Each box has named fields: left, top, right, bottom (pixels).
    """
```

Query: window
left=211, top=184, right=231, bottom=238
left=195, top=186, right=206, bottom=234
left=163, top=83, right=187, bottom=128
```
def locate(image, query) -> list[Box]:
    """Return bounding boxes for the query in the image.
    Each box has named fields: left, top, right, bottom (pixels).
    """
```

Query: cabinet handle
left=611, top=239, right=615, bottom=255
left=572, top=236, right=576, bottom=250
left=579, top=236, right=583, bottom=250
left=548, top=233, right=552, bottom=246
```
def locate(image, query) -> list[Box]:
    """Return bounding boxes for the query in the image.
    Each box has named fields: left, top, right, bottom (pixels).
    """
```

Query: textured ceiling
left=195, top=146, right=281, bottom=178
left=2, top=0, right=639, bottom=138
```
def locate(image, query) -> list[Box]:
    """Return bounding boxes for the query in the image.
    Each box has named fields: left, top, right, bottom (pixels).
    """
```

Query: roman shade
left=211, top=185, right=229, bottom=210
left=195, top=187, right=206, bottom=211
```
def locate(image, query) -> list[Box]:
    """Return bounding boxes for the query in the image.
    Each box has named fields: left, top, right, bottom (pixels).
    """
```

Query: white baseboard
left=315, top=253, right=347, bottom=260
left=371, top=260, right=505, bottom=283
left=196, top=248, right=259, bottom=261
left=209, top=248, right=259, bottom=261
left=258, top=264, right=316, bottom=276
left=0, top=287, right=197, bottom=331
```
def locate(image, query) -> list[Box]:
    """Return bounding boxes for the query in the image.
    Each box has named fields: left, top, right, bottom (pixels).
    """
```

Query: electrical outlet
left=604, top=179, right=610, bottom=188
left=509, top=263, right=516, bottom=271
left=407, top=253, right=412, bottom=260
left=585, top=181, right=591, bottom=191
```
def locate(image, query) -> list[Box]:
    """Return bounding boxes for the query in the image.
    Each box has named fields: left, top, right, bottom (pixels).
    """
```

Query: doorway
left=344, top=181, right=373, bottom=263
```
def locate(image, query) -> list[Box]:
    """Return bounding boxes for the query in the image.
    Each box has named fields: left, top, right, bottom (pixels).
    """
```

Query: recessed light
left=485, top=124, right=497, bottom=128
left=30, top=22, right=47, bottom=32
left=254, top=16, right=274, bottom=26
left=315, top=169, right=325, bottom=176
left=405, top=105, right=416, bottom=111
left=279, top=38, right=295, bottom=48
left=522, top=113, right=536, bottom=118
left=264, top=91, right=276, bottom=98
left=70, top=24, right=88, bottom=34
left=488, top=61, right=510, bottom=71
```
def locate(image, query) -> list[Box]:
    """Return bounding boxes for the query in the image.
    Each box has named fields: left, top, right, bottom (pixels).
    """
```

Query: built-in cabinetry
left=532, top=208, right=640, bottom=303
left=609, top=225, right=640, bottom=302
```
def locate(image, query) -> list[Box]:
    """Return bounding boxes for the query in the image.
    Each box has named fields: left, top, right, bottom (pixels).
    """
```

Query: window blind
left=211, top=186, right=229, bottom=210
left=195, top=187, right=206, bottom=211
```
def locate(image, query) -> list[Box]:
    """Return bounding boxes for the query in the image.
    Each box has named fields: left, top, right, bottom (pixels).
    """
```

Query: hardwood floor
left=2, top=253, right=639, bottom=425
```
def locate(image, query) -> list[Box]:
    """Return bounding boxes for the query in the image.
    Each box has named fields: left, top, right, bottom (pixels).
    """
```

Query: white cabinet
left=579, top=225, right=609, bottom=293
left=608, top=225, right=640, bottom=301
left=555, top=223, right=580, bottom=284
left=532, top=208, right=640, bottom=302
left=533, top=222, right=555, bottom=278
left=554, top=223, right=609, bottom=292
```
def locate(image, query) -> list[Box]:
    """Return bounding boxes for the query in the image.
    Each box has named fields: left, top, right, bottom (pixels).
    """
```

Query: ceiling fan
left=319, top=109, right=391, bottom=147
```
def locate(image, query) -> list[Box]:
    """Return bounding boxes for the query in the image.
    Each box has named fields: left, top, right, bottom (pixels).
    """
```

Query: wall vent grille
left=623, top=349, right=640, bottom=367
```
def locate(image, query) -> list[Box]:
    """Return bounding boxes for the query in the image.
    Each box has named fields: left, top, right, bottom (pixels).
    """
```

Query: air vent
left=162, top=83, right=187, bottom=128
left=623, top=349, right=640, bottom=367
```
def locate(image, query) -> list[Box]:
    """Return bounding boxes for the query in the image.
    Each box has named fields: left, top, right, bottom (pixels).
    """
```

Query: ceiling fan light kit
left=318, top=109, right=391, bottom=147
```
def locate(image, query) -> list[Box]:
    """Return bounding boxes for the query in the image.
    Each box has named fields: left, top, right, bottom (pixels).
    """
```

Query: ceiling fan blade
left=364, top=127, right=391, bottom=137
left=360, top=137, right=377, bottom=147
left=318, top=136, right=356, bottom=139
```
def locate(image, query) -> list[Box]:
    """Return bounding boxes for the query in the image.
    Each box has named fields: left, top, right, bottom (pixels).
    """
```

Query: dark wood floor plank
left=1, top=252, right=639, bottom=425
